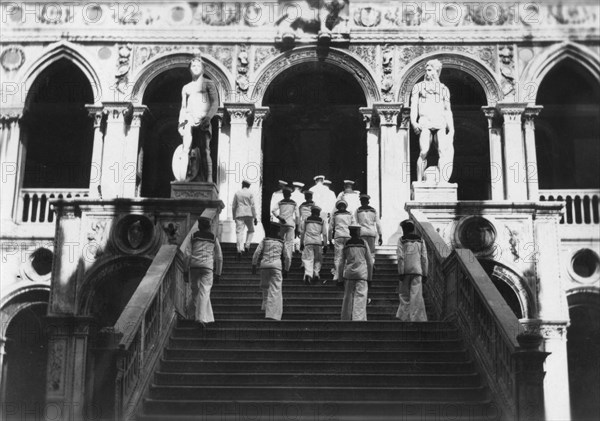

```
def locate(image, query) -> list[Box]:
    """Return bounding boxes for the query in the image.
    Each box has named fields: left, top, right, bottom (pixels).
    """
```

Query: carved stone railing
left=410, top=212, right=548, bottom=421
left=539, top=189, right=600, bottom=224
left=113, top=244, right=188, bottom=421
left=18, top=188, right=89, bottom=223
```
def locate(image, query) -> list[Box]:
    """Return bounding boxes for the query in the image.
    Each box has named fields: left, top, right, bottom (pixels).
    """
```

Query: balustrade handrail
left=113, top=244, right=187, bottom=421
left=410, top=211, right=526, bottom=419
left=539, top=188, right=600, bottom=197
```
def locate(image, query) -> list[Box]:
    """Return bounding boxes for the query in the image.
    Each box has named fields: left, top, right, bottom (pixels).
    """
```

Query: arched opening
left=479, top=260, right=525, bottom=318
left=261, top=61, right=367, bottom=223
left=567, top=292, right=600, bottom=421
left=409, top=68, right=490, bottom=200
left=22, top=58, right=94, bottom=188
left=536, top=59, right=600, bottom=189
left=140, top=67, right=220, bottom=198
left=3, top=302, right=48, bottom=421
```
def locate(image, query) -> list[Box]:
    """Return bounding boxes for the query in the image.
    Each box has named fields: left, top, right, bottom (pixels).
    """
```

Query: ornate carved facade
left=1, top=1, right=599, bottom=420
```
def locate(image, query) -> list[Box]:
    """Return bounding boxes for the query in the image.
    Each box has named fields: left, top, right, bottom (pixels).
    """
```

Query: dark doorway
left=22, top=59, right=95, bottom=188
left=409, top=68, right=490, bottom=200
left=261, top=61, right=367, bottom=223
left=3, top=303, right=48, bottom=421
left=140, top=68, right=219, bottom=198
left=567, top=293, right=600, bottom=421
left=480, top=260, right=524, bottom=318
left=536, top=59, right=600, bottom=189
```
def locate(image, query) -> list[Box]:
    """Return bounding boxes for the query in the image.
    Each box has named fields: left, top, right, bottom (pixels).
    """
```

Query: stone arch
left=16, top=40, right=101, bottom=107
left=77, top=255, right=152, bottom=317
left=0, top=283, right=50, bottom=338
left=479, top=259, right=536, bottom=319
left=130, top=52, right=233, bottom=106
left=521, top=41, right=600, bottom=99
left=397, top=52, right=502, bottom=106
left=251, top=46, right=381, bottom=106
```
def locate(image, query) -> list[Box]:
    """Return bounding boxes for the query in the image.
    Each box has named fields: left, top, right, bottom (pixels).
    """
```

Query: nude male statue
left=410, top=59, right=455, bottom=183
left=175, top=55, right=219, bottom=183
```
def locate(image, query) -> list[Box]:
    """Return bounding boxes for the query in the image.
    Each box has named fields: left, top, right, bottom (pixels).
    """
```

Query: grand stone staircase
left=136, top=243, right=502, bottom=421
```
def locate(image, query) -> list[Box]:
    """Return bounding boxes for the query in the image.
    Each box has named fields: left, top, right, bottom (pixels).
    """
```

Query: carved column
left=523, top=106, right=543, bottom=201
left=85, top=105, right=106, bottom=198
left=45, top=315, right=95, bottom=421
left=359, top=107, right=381, bottom=215
left=497, top=103, right=528, bottom=201
left=124, top=105, right=148, bottom=197
left=0, top=335, right=5, bottom=397
left=0, top=107, right=22, bottom=222
left=374, top=103, right=406, bottom=243
left=215, top=109, right=231, bottom=237
left=531, top=204, right=571, bottom=421
left=100, top=102, right=130, bottom=199
left=221, top=103, right=254, bottom=243
left=482, top=106, right=505, bottom=200
left=248, top=107, right=269, bottom=242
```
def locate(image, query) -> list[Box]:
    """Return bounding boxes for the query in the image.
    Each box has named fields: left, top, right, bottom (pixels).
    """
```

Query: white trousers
left=235, top=217, right=255, bottom=252
left=341, top=279, right=368, bottom=321
left=332, top=237, right=349, bottom=281
left=260, top=268, right=283, bottom=320
left=189, top=268, right=214, bottom=323
left=396, top=275, right=427, bottom=322
left=301, top=244, right=322, bottom=278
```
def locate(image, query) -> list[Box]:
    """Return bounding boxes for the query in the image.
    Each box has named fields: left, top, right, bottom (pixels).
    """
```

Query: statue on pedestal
left=410, top=59, right=455, bottom=183
left=173, top=55, right=219, bottom=183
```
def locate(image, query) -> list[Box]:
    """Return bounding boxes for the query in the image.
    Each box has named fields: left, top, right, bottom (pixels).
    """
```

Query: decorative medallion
left=113, top=214, right=157, bottom=255
left=354, top=7, right=381, bottom=27
left=455, top=216, right=497, bottom=257
left=0, top=47, right=25, bottom=71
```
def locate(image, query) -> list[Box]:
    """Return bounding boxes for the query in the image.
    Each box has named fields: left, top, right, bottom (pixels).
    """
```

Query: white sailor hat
left=323, top=179, right=332, bottom=185
left=349, top=225, right=362, bottom=233
left=343, top=180, right=355, bottom=185
left=335, top=199, right=348, bottom=208
left=278, top=180, right=288, bottom=186
left=360, top=193, right=371, bottom=200
left=313, top=175, right=325, bottom=181
left=292, top=181, right=305, bottom=188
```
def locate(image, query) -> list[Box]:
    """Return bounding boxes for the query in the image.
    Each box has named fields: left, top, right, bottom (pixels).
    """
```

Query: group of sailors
left=183, top=177, right=428, bottom=326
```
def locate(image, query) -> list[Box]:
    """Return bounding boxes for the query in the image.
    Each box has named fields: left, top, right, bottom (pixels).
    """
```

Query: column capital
left=85, top=104, right=106, bottom=128
left=520, top=319, right=570, bottom=340
left=481, top=106, right=502, bottom=129
left=496, top=102, right=528, bottom=123
left=522, top=105, right=543, bottom=128
left=224, top=102, right=254, bottom=126
left=0, top=106, right=23, bottom=123
left=359, top=107, right=379, bottom=129
left=373, top=102, right=403, bottom=126
left=128, top=104, right=148, bottom=128
left=252, top=106, right=269, bottom=128
left=102, top=101, right=131, bottom=121
left=400, top=107, right=411, bottom=129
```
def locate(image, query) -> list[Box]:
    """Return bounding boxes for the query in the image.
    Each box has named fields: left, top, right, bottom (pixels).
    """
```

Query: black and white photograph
left=1, top=1, right=599, bottom=420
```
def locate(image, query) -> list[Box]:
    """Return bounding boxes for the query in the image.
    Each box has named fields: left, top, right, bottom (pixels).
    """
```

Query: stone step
left=153, top=372, right=481, bottom=387
left=163, top=348, right=469, bottom=362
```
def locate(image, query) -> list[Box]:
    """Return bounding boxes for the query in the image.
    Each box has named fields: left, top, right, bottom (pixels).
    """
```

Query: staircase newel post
left=513, top=332, right=549, bottom=421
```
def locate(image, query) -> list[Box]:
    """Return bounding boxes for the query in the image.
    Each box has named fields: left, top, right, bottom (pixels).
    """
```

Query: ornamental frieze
left=398, top=45, right=497, bottom=71
left=2, top=2, right=598, bottom=30
left=348, top=45, right=376, bottom=73
left=134, top=45, right=234, bottom=73
left=254, top=46, right=278, bottom=72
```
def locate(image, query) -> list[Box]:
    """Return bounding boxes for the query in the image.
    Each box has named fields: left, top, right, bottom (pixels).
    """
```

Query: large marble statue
left=173, top=55, right=219, bottom=183
left=410, top=59, right=455, bottom=183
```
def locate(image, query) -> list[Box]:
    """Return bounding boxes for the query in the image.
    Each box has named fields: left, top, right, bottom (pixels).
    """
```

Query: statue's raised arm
left=410, top=59, right=455, bottom=183
left=173, top=55, right=218, bottom=183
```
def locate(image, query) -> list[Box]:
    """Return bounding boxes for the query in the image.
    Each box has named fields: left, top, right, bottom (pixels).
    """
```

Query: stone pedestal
left=170, top=182, right=219, bottom=200
left=412, top=181, right=458, bottom=202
